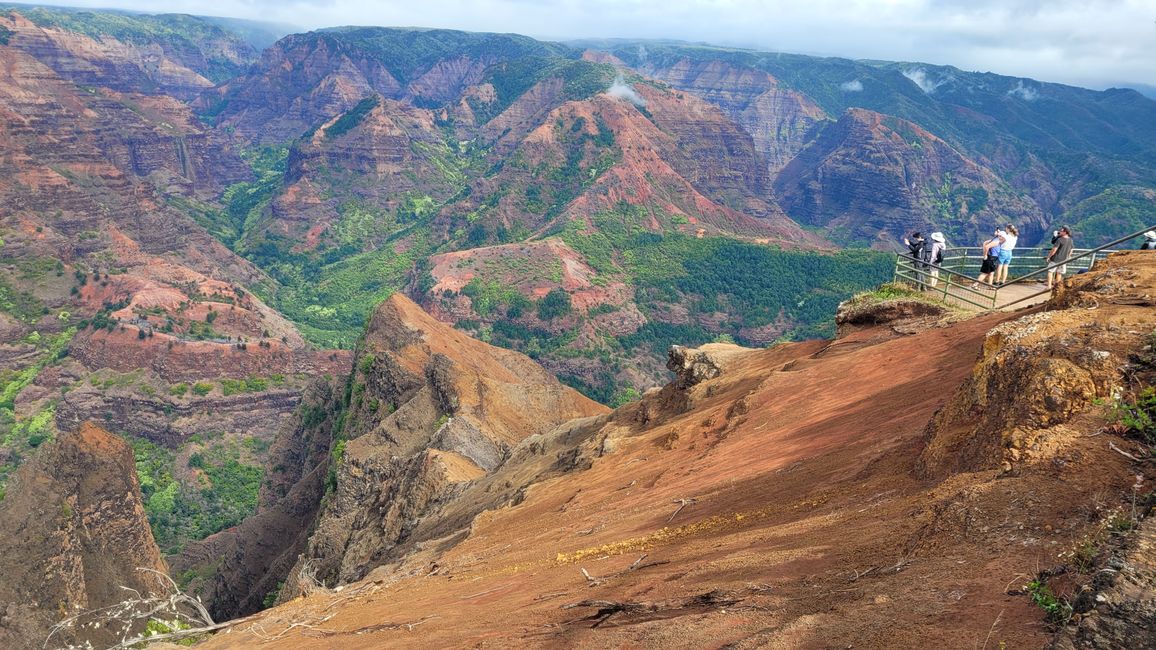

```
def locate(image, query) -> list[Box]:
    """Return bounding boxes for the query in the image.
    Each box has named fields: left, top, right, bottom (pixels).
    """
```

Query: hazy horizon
left=4, top=0, right=1156, bottom=95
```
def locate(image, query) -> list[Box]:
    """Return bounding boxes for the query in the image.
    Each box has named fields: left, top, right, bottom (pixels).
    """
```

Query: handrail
left=892, top=254, right=997, bottom=310
left=891, top=224, right=1156, bottom=312
left=1000, top=224, right=1156, bottom=288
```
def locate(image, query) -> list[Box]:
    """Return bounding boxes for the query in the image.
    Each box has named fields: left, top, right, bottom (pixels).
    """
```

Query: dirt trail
left=197, top=253, right=1156, bottom=649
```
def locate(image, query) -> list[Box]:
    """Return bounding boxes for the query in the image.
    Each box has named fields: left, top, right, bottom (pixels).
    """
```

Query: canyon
left=0, top=6, right=1154, bottom=648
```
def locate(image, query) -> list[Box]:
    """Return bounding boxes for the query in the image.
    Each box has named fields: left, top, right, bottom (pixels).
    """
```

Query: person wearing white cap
left=922, top=232, right=946, bottom=288
left=1141, top=231, right=1156, bottom=250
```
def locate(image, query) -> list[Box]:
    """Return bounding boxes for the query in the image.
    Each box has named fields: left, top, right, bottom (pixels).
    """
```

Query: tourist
left=903, top=232, right=925, bottom=288
left=995, top=224, right=1018, bottom=285
left=1047, top=226, right=1074, bottom=288
left=904, top=232, right=925, bottom=260
left=1141, top=231, right=1156, bottom=250
left=923, top=232, right=947, bottom=288
left=973, top=229, right=1003, bottom=288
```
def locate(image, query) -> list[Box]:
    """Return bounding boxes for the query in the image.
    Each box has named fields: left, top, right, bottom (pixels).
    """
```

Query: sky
left=12, top=0, right=1156, bottom=92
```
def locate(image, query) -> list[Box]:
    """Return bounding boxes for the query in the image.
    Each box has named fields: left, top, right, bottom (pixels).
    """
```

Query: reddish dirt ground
left=198, top=257, right=1156, bottom=649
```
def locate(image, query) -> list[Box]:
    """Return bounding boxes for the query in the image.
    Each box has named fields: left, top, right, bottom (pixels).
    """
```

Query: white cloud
left=1007, top=80, right=1038, bottom=101
left=605, top=73, right=647, bottom=107
left=902, top=68, right=945, bottom=94
left=13, top=0, right=1156, bottom=90
left=840, top=79, right=863, bottom=92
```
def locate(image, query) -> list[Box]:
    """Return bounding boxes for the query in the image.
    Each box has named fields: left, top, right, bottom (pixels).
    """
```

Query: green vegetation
left=0, top=402, right=57, bottom=490
left=1112, top=386, right=1156, bottom=446
left=453, top=203, right=893, bottom=401
left=0, top=278, right=48, bottom=322
left=460, top=278, right=530, bottom=318
left=1065, top=186, right=1156, bottom=247
left=841, top=282, right=949, bottom=312
left=312, top=27, right=572, bottom=87
left=0, top=328, right=74, bottom=411
left=536, top=288, right=572, bottom=320
left=1024, top=576, right=1072, bottom=626
left=0, top=329, right=75, bottom=493
left=7, top=6, right=258, bottom=82
left=562, top=204, right=894, bottom=341
left=131, top=435, right=264, bottom=555
left=262, top=581, right=285, bottom=609
left=219, top=376, right=270, bottom=396
left=326, top=96, right=380, bottom=138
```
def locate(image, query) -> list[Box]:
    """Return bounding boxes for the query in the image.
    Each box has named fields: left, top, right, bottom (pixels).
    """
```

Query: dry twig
left=668, top=497, right=698, bottom=522
left=979, top=608, right=1004, bottom=650
left=1109, top=441, right=1153, bottom=463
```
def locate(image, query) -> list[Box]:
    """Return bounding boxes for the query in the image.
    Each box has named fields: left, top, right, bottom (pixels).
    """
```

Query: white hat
left=931, top=232, right=945, bottom=243
left=1145, top=231, right=1156, bottom=240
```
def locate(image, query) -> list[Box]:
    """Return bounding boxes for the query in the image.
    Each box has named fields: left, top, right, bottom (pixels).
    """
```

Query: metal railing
left=892, top=254, right=997, bottom=310
left=939, top=246, right=1116, bottom=281
left=893, top=224, right=1156, bottom=312
left=992, top=225, right=1156, bottom=310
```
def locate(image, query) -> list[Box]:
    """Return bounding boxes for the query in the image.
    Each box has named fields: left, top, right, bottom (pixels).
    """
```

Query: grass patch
left=131, top=435, right=264, bottom=555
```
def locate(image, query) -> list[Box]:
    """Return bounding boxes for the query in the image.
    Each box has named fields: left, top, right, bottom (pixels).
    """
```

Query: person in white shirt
left=995, top=224, right=1019, bottom=286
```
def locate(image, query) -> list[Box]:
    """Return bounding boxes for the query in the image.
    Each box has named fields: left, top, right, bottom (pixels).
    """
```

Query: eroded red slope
left=203, top=254, right=1156, bottom=648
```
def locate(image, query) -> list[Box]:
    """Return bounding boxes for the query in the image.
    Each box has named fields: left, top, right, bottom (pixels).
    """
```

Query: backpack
left=922, top=241, right=944, bottom=266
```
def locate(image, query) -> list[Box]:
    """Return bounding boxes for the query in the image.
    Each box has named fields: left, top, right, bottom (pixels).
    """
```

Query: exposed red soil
left=426, top=238, right=627, bottom=305
left=202, top=252, right=1156, bottom=648
left=72, top=327, right=350, bottom=382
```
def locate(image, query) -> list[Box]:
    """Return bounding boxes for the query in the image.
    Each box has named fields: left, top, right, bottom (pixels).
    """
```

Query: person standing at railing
left=922, top=232, right=946, bottom=288
left=904, top=232, right=925, bottom=260
left=972, top=229, right=1004, bottom=288
left=1047, top=226, right=1074, bottom=289
left=994, top=224, right=1018, bottom=286
left=1141, top=231, right=1156, bottom=250
left=903, top=231, right=926, bottom=289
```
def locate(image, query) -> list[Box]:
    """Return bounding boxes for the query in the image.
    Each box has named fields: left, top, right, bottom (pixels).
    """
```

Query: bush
left=191, top=382, right=213, bottom=397
left=1112, top=386, right=1156, bottom=446
left=537, top=288, right=572, bottom=320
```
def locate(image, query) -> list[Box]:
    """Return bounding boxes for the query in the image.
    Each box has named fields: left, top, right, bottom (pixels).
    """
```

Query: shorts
left=997, top=249, right=1012, bottom=265
left=980, top=256, right=999, bottom=274
left=1050, top=263, right=1067, bottom=275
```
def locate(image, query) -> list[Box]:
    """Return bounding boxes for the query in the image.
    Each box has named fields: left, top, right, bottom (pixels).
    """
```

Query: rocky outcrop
left=1053, top=517, right=1156, bottom=649
left=918, top=252, right=1156, bottom=478
left=0, top=12, right=216, bottom=100
left=667, top=343, right=735, bottom=389
left=285, top=293, right=607, bottom=589
left=0, top=422, right=166, bottom=649
left=205, top=28, right=561, bottom=144
left=69, top=328, right=350, bottom=384
left=774, top=108, right=1046, bottom=246
left=637, top=57, right=827, bottom=173
left=171, top=379, right=342, bottom=621
left=56, top=386, right=305, bottom=448
left=834, top=295, right=949, bottom=337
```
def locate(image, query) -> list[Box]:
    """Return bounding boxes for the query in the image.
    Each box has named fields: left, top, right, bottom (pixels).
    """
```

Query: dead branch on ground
left=668, top=497, right=698, bottom=522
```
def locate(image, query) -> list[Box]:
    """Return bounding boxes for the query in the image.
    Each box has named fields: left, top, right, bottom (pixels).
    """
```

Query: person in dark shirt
left=904, top=232, right=925, bottom=260
left=1047, top=226, right=1074, bottom=289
